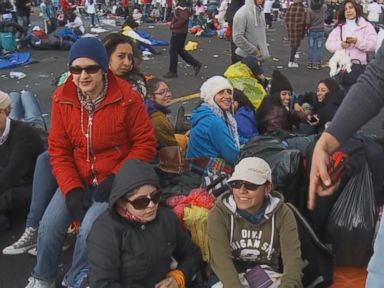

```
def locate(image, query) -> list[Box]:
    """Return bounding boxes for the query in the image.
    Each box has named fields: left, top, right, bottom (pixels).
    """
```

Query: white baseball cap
left=228, top=157, right=272, bottom=185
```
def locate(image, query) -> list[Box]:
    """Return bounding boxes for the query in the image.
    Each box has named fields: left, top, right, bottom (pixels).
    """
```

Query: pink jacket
left=325, top=17, right=377, bottom=64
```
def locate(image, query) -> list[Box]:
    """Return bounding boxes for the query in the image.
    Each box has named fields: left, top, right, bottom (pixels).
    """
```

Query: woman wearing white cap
left=186, top=76, right=240, bottom=173
left=207, top=157, right=302, bottom=287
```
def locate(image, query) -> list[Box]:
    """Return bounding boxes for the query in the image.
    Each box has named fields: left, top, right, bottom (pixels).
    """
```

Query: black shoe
left=0, top=215, right=10, bottom=230
left=193, top=62, right=202, bottom=76
left=163, top=71, right=178, bottom=79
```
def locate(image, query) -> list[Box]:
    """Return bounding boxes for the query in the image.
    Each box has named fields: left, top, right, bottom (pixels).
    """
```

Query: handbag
left=158, top=146, right=184, bottom=174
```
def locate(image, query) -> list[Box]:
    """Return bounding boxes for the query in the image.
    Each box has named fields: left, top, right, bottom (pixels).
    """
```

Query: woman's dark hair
left=233, top=89, right=257, bottom=121
left=257, top=92, right=290, bottom=132
left=102, top=33, right=142, bottom=76
left=317, top=78, right=340, bottom=95
left=196, top=0, right=202, bottom=6
left=147, top=78, right=167, bottom=97
left=310, top=0, right=323, bottom=10
left=335, top=0, right=362, bottom=26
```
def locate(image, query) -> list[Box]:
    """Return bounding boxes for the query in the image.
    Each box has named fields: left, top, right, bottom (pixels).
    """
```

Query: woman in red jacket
left=25, top=37, right=156, bottom=288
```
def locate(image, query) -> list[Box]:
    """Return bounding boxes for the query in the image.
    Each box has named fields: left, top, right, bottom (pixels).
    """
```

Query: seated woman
left=65, top=10, right=85, bottom=35
left=102, top=33, right=147, bottom=98
left=87, top=158, right=202, bottom=287
left=186, top=76, right=240, bottom=171
left=233, top=88, right=259, bottom=144
left=207, top=157, right=302, bottom=287
left=257, top=70, right=310, bottom=135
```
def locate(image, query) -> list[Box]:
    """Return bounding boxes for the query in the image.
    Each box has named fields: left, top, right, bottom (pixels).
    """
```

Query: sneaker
left=313, top=64, right=321, bottom=70
left=25, top=277, right=55, bottom=288
left=163, top=71, right=178, bottom=78
left=3, top=227, right=37, bottom=255
left=193, top=62, right=202, bottom=76
left=288, top=62, right=299, bottom=68
left=0, top=214, right=10, bottom=230
left=307, top=63, right=312, bottom=69
left=294, top=52, right=300, bottom=59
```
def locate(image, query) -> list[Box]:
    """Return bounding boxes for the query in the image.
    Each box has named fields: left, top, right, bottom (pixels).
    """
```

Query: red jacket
left=121, top=0, right=128, bottom=8
left=48, top=72, right=157, bottom=195
left=171, top=6, right=189, bottom=33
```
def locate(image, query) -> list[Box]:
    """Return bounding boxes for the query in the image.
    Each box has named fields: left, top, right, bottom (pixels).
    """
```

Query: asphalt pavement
left=1, top=13, right=383, bottom=288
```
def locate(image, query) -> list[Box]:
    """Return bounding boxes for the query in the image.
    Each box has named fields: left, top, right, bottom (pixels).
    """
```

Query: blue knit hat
left=68, top=37, right=108, bottom=72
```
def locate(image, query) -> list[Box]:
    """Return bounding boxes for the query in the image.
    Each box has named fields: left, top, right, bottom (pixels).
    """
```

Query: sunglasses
left=126, top=189, right=162, bottom=210
left=229, top=180, right=261, bottom=191
left=69, top=65, right=101, bottom=75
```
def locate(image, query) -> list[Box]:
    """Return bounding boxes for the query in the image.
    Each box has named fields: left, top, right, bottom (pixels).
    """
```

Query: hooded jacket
left=207, top=191, right=302, bottom=287
left=306, top=3, right=326, bottom=32
left=87, top=160, right=202, bottom=288
left=325, top=17, right=377, bottom=65
left=232, top=0, right=270, bottom=59
left=48, top=72, right=157, bottom=195
left=186, top=105, right=240, bottom=165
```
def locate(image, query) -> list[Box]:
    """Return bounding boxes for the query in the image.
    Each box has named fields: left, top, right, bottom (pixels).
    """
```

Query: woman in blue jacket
left=187, top=76, right=240, bottom=170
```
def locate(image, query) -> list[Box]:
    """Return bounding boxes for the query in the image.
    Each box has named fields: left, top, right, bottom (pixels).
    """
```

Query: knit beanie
left=200, top=76, right=233, bottom=108
left=241, top=56, right=264, bottom=76
left=68, top=37, right=109, bottom=72
left=0, top=91, right=11, bottom=110
left=269, top=70, right=293, bottom=94
left=109, top=159, right=160, bottom=205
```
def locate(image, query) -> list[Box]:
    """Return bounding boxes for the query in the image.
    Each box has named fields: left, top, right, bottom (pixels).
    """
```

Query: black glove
left=93, top=175, right=115, bottom=202
left=66, top=188, right=86, bottom=221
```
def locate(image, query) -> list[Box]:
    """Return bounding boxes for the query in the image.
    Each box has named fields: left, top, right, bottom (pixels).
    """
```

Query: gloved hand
left=65, top=188, right=86, bottom=222
left=93, top=175, right=115, bottom=202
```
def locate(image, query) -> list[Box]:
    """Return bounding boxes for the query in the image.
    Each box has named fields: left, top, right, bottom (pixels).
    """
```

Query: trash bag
left=326, top=162, right=376, bottom=266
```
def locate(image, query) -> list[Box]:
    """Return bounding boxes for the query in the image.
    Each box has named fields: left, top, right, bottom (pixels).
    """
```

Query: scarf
left=144, top=98, right=171, bottom=115
left=202, top=102, right=240, bottom=148
left=116, top=206, right=149, bottom=224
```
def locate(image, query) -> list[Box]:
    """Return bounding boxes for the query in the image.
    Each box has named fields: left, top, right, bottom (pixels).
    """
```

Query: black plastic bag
left=326, top=162, right=376, bottom=266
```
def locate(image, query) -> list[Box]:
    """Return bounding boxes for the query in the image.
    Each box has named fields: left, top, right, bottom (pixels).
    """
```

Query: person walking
left=285, top=0, right=306, bottom=68
left=163, top=0, right=202, bottom=79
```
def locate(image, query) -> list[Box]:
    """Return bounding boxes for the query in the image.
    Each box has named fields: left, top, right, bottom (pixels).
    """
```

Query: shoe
left=307, top=63, right=312, bottom=69
left=193, top=62, right=202, bottom=76
left=163, top=71, right=178, bottom=78
left=25, top=277, right=55, bottom=288
left=0, top=215, right=10, bottom=230
left=313, top=64, right=321, bottom=70
left=288, top=62, right=299, bottom=68
left=3, top=227, right=37, bottom=254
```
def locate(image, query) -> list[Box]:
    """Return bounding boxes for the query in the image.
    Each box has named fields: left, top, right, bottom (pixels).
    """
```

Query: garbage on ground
left=184, top=41, right=198, bottom=51
left=9, top=71, right=26, bottom=79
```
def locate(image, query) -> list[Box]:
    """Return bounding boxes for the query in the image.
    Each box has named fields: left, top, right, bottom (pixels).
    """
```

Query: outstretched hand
left=308, top=132, right=340, bottom=210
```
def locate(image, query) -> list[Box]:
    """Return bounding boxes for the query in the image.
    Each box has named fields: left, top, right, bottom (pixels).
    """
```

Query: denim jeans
left=26, top=151, right=57, bottom=228
left=366, top=216, right=384, bottom=287
left=17, top=15, right=30, bottom=37
left=32, top=189, right=108, bottom=285
left=307, top=31, right=324, bottom=65
left=8, top=90, right=46, bottom=130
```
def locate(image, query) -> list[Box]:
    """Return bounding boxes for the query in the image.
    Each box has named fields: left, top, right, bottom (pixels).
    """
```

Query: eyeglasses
left=69, top=65, right=101, bottom=75
left=229, top=180, right=261, bottom=191
left=126, top=189, right=162, bottom=210
left=152, top=88, right=171, bottom=96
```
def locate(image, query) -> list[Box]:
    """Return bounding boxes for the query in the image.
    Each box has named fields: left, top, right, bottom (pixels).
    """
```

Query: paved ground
left=0, top=12, right=383, bottom=288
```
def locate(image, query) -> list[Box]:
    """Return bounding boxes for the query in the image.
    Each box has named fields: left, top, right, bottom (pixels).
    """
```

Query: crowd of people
left=1, top=0, right=384, bottom=287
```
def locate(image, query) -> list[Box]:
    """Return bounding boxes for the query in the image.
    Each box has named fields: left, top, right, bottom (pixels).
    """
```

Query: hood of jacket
left=190, top=104, right=217, bottom=128
left=244, top=0, right=264, bottom=26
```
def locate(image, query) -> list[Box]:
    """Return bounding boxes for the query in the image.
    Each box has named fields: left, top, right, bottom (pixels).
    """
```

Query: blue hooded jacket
left=234, top=106, right=259, bottom=144
left=186, top=105, right=240, bottom=165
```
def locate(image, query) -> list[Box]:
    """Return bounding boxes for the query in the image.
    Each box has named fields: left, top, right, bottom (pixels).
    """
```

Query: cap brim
left=227, top=175, right=267, bottom=185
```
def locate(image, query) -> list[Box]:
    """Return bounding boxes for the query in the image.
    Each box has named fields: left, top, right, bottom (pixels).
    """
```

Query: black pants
left=290, top=47, right=298, bottom=62
left=169, top=32, right=199, bottom=73
left=0, top=185, right=32, bottom=214
left=264, top=13, right=272, bottom=28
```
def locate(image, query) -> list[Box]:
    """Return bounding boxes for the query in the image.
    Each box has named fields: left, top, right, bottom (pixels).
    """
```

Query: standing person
left=25, top=37, right=156, bottom=288
left=0, top=91, right=45, bottom=230
left=163, top=0, right=202, bottom=79
left=15, top=0, right=31, bottom=37
left=308, top=42, right=384, bottom=288
left=208, top=157, right=302, bottom=287
left=367, top=0, right=381, bottom=25
left=225, top=0, right=245, bottom=64
left=121, top=0, right=129, bottom=19
left=40, top=0, right=56, bottom=34
left=285, top=0, right=306, bottom=68
left=232, top=0, right=270, bottom=61
left=165, top=0, right=172, bottom=21
left=264, top=0, right=273, bottom=29
left=85, top=0, right=96, bottom=27
left=306, top=0, right=326, bottom=69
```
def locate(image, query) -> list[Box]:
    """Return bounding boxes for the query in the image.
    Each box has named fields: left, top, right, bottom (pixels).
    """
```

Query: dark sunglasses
left=229, top=180, right=261, bottom=191
left=126, top=189, right=162, bottom=210
left=69, top=65, right=101, bottom=75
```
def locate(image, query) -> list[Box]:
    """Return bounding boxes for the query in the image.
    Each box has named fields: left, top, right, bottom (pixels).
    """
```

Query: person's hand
left=341, top=41, right=350, bottom=49
left=154, top=277, right=178, bottom=288
left=308, top=132, right=340, bottom=210
left=93, top=174, right=115, bottom=202
left=65, top=188, right=86, bottom=221
left=349, top=37, right=357, bottom=44
left=294, top=103, right=303, bottom=112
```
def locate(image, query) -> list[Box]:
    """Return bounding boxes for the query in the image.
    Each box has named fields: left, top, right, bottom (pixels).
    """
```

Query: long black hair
left=233, top=89, right=257, bottom=121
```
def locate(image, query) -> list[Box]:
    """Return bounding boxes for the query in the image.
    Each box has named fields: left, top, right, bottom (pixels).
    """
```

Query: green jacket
left=207, top=191, right=303, bottom=287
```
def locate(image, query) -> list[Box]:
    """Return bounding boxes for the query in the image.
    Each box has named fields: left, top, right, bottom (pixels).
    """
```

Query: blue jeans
left=32, top=189, right=108, bottom=285
left=26, top=151, right=57, bottom=228
left=366, top=216, right=384, bottom=287
left=8, top=90, right=46, bottom=130
left=17, top=15, right=30, bottom=37
left=307, top=31, right=324, bottom=65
